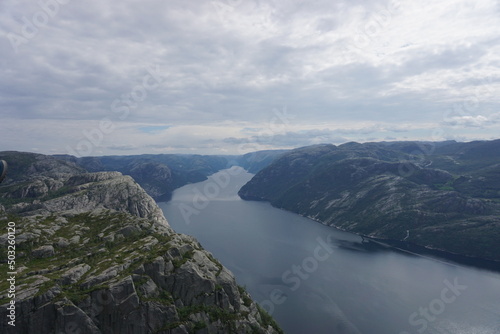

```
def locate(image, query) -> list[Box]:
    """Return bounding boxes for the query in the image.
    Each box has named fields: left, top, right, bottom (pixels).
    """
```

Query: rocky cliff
left=56, top=154, right=231, bottom=202
left=239, top=141, right=500, bottom=262
left=0, top=152, right=282, bottom=334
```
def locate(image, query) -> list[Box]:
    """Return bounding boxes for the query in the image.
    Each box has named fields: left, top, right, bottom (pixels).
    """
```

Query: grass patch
left=177, top=303, right=243, bottom=326
left=257, top=304, right=283, bottom=334
left=206, top=253, right=223, bottom=276
left=137, top=287, right=174, bottom=305
left=64, top=284, right=110, bottom=305
left=193, top=321, right=208, bottom=330
left=172, top=250, right=194, bottom=269
left=238, top=286, right=253, bottom=307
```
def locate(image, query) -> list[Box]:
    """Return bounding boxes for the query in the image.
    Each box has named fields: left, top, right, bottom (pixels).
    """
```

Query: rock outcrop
left=0, top=152, right=282, bottom=334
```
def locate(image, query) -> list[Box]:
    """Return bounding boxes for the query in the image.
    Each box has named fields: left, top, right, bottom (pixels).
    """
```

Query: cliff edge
left=0, top=152, right=282, bottom=334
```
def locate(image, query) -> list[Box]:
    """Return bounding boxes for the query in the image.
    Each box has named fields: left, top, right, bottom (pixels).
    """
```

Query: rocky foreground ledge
left=0, top=152, right=282, bottom=334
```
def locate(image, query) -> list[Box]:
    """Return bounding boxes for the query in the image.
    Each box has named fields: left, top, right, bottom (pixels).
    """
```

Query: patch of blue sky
left=139, top=125, right=170, bottom=134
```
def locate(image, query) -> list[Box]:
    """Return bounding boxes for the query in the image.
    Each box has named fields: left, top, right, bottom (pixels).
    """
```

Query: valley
left=161, top=167, right=500, bottom=334
left=2, top=139, right=500, bottom=333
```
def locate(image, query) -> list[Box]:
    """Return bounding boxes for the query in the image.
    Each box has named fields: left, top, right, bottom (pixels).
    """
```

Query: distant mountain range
left=239, top=140, right=500, bottom=262
left=54, top=150, right=286, bottom=201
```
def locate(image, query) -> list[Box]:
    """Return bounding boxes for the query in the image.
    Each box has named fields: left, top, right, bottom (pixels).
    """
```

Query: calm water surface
left=159, top=167, right=500, bottom=334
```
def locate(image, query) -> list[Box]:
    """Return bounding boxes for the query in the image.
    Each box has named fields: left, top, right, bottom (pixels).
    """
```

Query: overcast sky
left=1, top=0, right=499, bottom=156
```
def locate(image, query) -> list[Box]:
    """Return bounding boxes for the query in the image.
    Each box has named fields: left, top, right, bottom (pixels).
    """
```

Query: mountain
left=233, top=150, right=289, bottom=174
left=0, top=152, right=282, bottom=334
left=55, top=154, right=230, bottom=202
left=239, top=141, right=500, bottom=262
left=55, top=150, right=287, bottom=202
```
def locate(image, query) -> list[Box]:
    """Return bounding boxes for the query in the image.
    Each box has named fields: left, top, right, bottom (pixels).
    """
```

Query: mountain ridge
left=239, top=140, right=500, bottom=263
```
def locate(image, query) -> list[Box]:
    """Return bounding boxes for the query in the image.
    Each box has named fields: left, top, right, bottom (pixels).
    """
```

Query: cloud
left=222, top=123, right=443, bottom=150
left=1, top=0, right=499, bottom=155
left=441, top=113, right=500, bottom=128
left=443, top=115, right=489, bottom=127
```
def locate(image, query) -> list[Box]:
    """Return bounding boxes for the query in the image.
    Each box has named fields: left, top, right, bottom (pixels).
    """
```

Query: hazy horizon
left=2, top=137, right=497, bottom=159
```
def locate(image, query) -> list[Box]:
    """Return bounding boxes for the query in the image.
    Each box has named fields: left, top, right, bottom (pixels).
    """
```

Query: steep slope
left=234, top=150, right=288, bottom=174
left=239, top=142, right=500, bottom=262
left=56, top=154, right=230, bottom=201
left=0, top=152, right=282, bottom=334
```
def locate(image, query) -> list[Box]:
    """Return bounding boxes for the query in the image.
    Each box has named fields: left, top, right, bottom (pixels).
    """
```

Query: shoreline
left=275, top=204, right=500, bottom=274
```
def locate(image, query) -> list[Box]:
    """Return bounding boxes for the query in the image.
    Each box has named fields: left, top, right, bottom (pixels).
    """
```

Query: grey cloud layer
left=1, top=0, right=499, bottom=155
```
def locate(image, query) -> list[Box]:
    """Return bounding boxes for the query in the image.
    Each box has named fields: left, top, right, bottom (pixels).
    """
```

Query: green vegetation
left=434, top=179, right=456, bottom=191
left=176, top=303, right=245, bottom=332
left=65, top=284, right=110, bottom=305
left=172, top=250, right=195, bottom=269
left=0, top=210, right=173, bottom=300
left=238, top=285, right=253, bottom=307
left=0, top=205, right=282, bottom=331
left=206, top=253, right=223, bottom=276
left=257, top=304, right=284, bottom=334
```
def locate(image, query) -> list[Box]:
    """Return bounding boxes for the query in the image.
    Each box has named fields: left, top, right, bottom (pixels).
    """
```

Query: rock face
left=128, top=162, right=173, bottom=199
left=0, top=152, right=282, bottom=334
left=239, top=141, right=500, bottom=261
